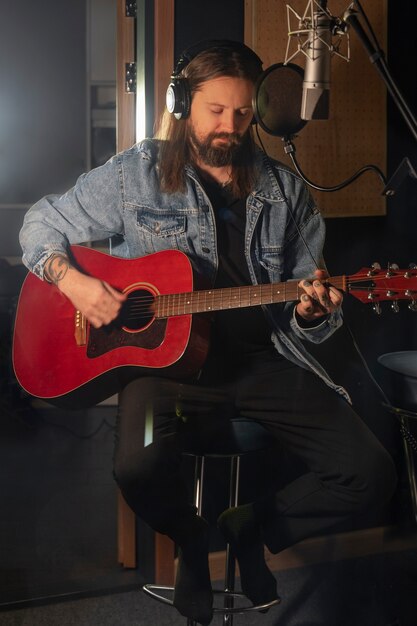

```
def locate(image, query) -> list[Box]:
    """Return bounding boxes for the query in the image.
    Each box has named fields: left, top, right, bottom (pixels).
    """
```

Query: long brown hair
left=155, top=43, right=263, bottom=197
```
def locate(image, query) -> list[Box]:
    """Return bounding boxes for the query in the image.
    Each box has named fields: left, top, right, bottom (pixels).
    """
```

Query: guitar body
left=13, top=246, right=417, bottom=409
left=12, top=247, right=210, bottom=408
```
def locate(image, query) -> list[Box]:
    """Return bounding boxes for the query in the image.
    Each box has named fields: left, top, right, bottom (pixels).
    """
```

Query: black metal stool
left=378, top=351, right=417, bottom=524
left=143, top=418, right=281, bottom=624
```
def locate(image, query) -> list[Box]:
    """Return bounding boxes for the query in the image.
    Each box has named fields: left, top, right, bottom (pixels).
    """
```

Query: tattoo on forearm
left=45, top=254, right=71, bottom=284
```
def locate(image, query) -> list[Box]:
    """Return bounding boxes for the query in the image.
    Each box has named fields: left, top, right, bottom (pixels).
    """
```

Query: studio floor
left=1, top=548, right=417, bottom=625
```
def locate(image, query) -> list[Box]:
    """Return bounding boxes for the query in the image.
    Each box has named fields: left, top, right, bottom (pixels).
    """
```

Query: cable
left=399, top=421, right=417, bottom=454
left=255, top=126, right=321, bottom=271
left=283, top=138, right=386, bottom=192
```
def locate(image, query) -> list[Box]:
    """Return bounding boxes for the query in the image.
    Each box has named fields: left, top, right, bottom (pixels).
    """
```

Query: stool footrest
left=142, top=584, right=281, bottom=615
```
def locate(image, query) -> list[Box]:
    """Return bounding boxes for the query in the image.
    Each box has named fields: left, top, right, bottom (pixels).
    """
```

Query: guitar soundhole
left=118, top=288, right=155, bottom=331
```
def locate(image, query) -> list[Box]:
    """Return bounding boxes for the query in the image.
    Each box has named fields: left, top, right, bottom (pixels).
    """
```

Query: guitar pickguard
left=87, top=318, right=168, bottom=358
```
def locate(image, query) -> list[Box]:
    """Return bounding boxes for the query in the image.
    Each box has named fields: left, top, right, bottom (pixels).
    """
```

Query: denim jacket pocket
left=258, top=248, right=284, bottom=284
left=135, top=210, right=190, bottom=254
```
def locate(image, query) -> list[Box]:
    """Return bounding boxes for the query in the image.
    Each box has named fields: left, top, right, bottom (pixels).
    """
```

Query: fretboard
left=155, top=276, right=346, bottom=318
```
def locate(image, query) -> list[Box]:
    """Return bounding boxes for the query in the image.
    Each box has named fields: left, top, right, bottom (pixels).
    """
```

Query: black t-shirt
left=201, top=176, right=277, bottom=364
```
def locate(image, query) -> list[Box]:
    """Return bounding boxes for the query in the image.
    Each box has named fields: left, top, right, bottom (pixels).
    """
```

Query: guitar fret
left=268, top=284, right=272, bottom=304
left=157, top=277, right=325, bottom=318
left=185, top=294, right=192, bottom=313
left=230, top=287, right=235, bottom=308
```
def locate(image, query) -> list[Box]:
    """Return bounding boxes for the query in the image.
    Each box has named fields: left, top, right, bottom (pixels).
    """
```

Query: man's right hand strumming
left=44, top=253, right=126, bottom=328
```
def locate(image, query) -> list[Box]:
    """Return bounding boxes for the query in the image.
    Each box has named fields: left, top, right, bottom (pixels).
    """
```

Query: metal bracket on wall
left=125, top=62, right=137, bottom=93
left=125, top=1, right=137, bottom=18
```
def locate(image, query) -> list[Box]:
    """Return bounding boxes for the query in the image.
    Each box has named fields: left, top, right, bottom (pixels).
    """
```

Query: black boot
left=170, top=514, right=213, bottom=625
left=218, top=503, right=280, bottom=609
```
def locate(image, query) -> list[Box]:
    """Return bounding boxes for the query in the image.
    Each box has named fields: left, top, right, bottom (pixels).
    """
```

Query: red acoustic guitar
left=12, top=245, right=417, bottom=407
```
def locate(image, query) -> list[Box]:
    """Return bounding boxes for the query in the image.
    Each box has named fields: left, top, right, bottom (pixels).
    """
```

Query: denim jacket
left=20, top=139, right=348, bottom=399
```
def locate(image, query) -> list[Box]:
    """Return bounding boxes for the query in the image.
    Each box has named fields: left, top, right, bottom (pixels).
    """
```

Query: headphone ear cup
left=166, top=77, right=192, bottom=120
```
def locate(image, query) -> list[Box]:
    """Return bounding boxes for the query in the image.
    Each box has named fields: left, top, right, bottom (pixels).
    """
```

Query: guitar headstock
left=347, top=263, right=417, bottom=314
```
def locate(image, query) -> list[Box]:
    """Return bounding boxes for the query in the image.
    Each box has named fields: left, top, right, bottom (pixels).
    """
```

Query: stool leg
left=223, top=454, right=240, bottom=625
left=194, top=455, right=205, bottom=516
left=184, top=455, right=205, bottom=626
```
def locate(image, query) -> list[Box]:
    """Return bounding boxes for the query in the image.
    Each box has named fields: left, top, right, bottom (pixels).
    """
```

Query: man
left=20, top=41, right=396, bottom=625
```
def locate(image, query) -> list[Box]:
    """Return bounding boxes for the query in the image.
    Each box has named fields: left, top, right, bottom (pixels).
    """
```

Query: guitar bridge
left=74, top=310, right=87, bottom=346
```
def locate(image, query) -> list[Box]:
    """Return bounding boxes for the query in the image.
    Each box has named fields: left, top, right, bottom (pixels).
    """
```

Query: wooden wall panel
left=245, top=0, right=387, bottom=217
left=154, top=0, right=175, bottom=127
left=116, top=0, right=136, bottom=152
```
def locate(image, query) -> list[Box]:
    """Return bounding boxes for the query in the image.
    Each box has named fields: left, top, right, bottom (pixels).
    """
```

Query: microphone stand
left=343, top=2, right=417, bottom=144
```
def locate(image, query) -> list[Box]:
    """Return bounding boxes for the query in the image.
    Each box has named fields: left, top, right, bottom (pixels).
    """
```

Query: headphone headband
left=166, top=39, right=263, bottom=120
left=171, top=39, right=263, bottom=78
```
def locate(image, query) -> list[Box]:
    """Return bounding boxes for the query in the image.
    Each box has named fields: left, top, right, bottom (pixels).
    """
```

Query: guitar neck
left=155, top=276, right=346, bottom=318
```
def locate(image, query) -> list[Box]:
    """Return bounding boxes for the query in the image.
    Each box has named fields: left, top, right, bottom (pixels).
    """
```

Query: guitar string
left=118, top=274, right=415, bottom=317
left=123, top=285, right=300, bottom=314
left=122, top=279, right=417, bottom=312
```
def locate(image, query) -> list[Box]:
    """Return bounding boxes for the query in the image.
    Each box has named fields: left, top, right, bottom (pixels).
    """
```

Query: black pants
left=113, top=355, right=397, bottom=551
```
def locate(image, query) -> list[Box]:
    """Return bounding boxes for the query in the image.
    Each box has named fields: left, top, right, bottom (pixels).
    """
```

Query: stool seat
left=183, top=418, right=274, bottom=458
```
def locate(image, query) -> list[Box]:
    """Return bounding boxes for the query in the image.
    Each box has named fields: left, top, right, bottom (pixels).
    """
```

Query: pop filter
left=253, top=63, right=307, bottom=137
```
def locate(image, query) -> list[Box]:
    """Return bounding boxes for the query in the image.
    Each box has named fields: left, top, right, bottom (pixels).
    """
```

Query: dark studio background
left=1, top=0, right=417, bottom=621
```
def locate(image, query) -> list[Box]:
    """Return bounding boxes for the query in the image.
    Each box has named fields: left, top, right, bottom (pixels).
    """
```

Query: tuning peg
left=386, top=263, right=399, bottom=277
left=391, top=300, right=400, bottom=313
left=372, top=302, right=382, bottom=315
left=405, top=263, right=417, bottom=277
left=368, top=263, right=381, bottom=277
left=408, top=300, right=417, bottom=312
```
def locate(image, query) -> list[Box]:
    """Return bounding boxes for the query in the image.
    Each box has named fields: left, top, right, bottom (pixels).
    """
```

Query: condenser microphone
left=301, top=1, right=332, bottom=120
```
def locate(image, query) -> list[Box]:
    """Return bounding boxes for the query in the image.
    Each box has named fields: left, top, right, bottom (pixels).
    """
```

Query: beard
left=188, top=127, right=250, bottom=168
